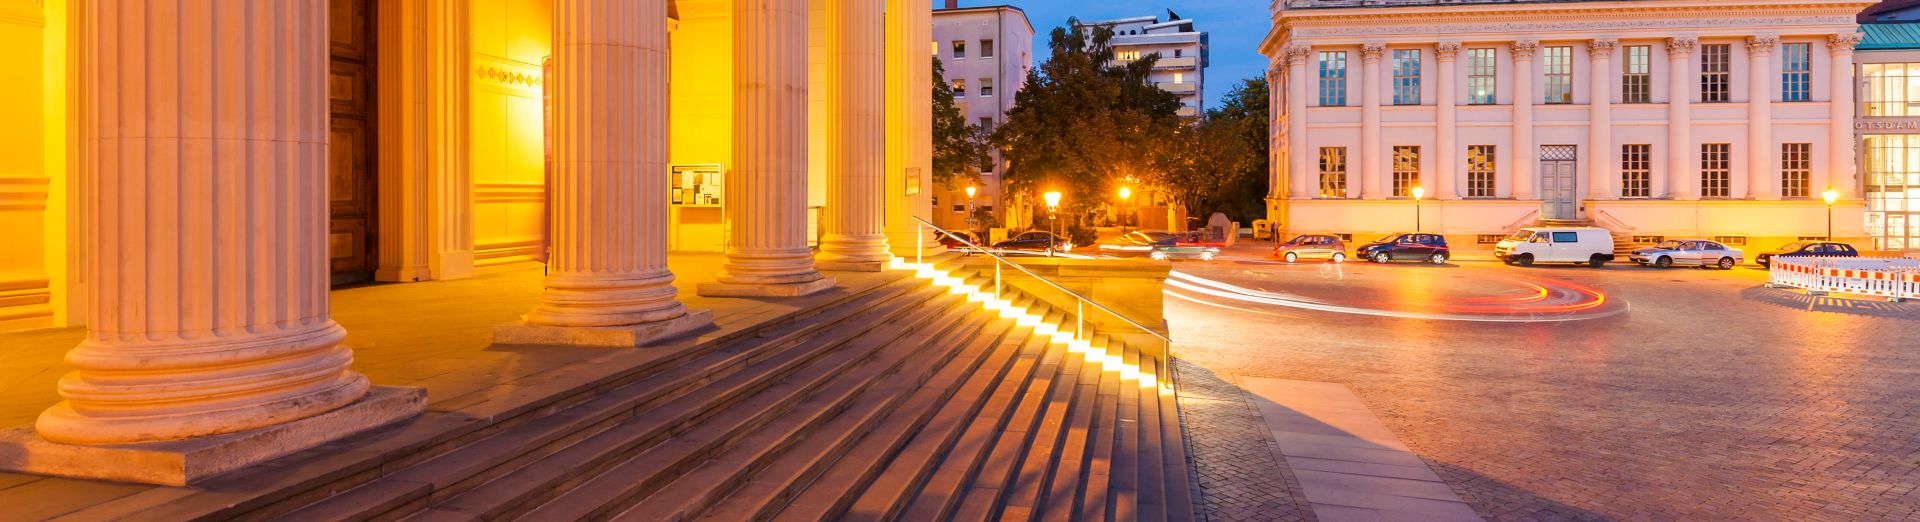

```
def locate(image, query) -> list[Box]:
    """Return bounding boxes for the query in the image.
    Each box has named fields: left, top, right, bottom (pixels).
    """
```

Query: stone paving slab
left=1241, top=377, right=1481, bottom=522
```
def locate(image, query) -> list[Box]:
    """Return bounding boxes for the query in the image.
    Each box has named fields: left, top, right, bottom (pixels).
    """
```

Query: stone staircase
left=210, top=256, right=1195, bottom=521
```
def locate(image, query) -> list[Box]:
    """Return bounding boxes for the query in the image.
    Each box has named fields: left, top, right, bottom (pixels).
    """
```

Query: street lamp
left=1117, top=186, right=1133, bottom=233
left=964, top=186, right=977, bottom=231
left=1824, top=188, right=1839, bottom=240
left=1044, top=191, right=1063, bottom=257
left=1411, top=186, right=1425, bottom=232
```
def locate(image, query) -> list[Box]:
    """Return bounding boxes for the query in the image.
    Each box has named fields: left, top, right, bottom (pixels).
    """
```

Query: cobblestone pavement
left=1172, top=248, right=1920, bottom=521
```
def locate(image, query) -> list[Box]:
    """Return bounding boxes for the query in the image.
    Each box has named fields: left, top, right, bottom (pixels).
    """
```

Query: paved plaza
left=1172, top=246, right=1920, bottom=521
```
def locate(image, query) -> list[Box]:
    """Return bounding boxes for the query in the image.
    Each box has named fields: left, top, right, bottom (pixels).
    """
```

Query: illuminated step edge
left=893, top=258, right=1160, bottom=390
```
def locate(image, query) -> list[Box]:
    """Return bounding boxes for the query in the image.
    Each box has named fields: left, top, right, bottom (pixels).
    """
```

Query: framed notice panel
left=670, top=164, right=724, bottom=206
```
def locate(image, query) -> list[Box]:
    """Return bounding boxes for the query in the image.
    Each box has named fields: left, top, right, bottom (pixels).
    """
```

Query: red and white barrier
left=1768, top=257, right=1920, bottom=301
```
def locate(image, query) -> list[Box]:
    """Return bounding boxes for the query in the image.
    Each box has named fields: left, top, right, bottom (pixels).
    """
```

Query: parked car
left=1628, top=239, right=1744, bottom=269
left=1754, top=241, right=1859, bottom=268
left=1273, top=234, right=1348, bottom=263
left=991, top=231, right=1070, bottom=255
left=1097, top=231, right=1177, bottom=257
left=935, top=230, right=982, bottom=250
left=1495, top=227, right=1616, bottom=267
left=1354, top=233, right=1450, bottom=264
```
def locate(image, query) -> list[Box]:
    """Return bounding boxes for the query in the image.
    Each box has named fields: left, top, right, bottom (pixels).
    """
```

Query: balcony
left=1154, top=56, right=1198, bottom=69
left=1177, top=106, right=1199, bottom=118
left=1157, top=81, right=1197, bottom=94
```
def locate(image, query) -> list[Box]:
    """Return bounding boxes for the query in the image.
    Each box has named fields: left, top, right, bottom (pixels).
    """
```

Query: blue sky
left=946, top=1, right=1271, bottom=110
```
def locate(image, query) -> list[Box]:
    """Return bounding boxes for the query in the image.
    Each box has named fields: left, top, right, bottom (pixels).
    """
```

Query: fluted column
left=1827, top=33, right=1862, bottom=200
left=700, top=0, right=833, bottom=297
left=883, top=0, right=934, bottom=257
left=1588, top=39, right=1616, bottom=200
left=1511, top=40, right=1538, bottom=200
left=33, top=0, right=407, bottom=448
left=1748, top=36, right=1779, bottom=200
left=1666, top=37, right=1697, bottom=200
left=817, top=0, right=892, bottom=271
left=1360, top=43, right=1385, bottom=199
left=1436, top=42, right=1461, bottom=199
left=501, top=0, right=711, bottom=344
left=1286, top=45, right=1313, bottom=199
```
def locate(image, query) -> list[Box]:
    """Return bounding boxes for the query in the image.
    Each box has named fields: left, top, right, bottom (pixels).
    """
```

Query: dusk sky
left=944, top=1, right=1272, bottom=111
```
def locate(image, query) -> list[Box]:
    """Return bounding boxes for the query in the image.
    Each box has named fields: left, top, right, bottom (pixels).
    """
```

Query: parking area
left=1172, top=245, right=1920, bottom=521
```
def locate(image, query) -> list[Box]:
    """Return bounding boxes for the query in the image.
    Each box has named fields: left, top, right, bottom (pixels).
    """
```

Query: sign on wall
left=671, top=164, right=724, bottom=206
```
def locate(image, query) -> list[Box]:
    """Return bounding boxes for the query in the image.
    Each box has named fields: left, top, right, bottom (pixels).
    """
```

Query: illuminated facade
left=1077, top=12, right=1211, bottom=118
left=1261, top=0, right=1874, bottom=250
left=1856, top=22, right=1920, bottom=251
left=930, top=4, right=1033, bottom=233
left=0, top=0, right=930, bottom=483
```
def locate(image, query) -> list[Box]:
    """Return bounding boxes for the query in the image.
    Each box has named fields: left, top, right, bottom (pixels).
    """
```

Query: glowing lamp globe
left=1824, top=189, right=1839, bottom=205
left=1043, top=191, right=1062, bottom=210
left=1412, top=186, right=1425, bottom=200
left=965, top=186, right=976, bottom=198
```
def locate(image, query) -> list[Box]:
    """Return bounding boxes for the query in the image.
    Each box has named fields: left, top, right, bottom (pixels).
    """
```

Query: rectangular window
left=1392, top=146, right=1420, bottom=197
left=979, top=78, right=993, bottom=97
left=1782, top=143, right=1812, bottom=198
left=1319, top=147, right=1347, bottom=197
left=953, top=203, right=966, bottom=213
left=1701, top=143, right=1731, bottom=197
left=981, top=39, right=995, bottom=58
left=978, top=116, right=994, bottom=134
left=951, top=40, right=966, bottom=59
left=1623, top=45, right=1651, bottom=103
left=1544, top=46, right=1573, bottom=104
left=951, top=79, right=965, bottom=97
left=1467, top=145, right=1497, bottom=197
left=1621, top=144, right=1651, bottom=197
left=1700, top=43, right=1730, bottom=103
left=1782, top=43, right=1811, bottom=102
left=1468, top=48, right=1496, bottom=104
left=1862, top=63, right=1920, bottom=116
left=1318, top=51, right=1348, bottom=107
left=1392, top=49, right=1421, bottom=105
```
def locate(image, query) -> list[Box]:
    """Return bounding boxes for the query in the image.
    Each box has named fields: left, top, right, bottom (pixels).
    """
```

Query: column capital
left=1284, top=44, right=1313, bottom=67
left=1665, top=36, right=1698, bottom=56
left=1745, top=35, right=1779, bottom=54
left=1510, top=40, right=1539, bottom=60
left=1360, top=43, right=1386, bottom=64
left=1829, top=33, right=1863, bottom=55
left=1588, top=39, right=1618, bottom=58
left=1436, top=42, right=1462, bottom=61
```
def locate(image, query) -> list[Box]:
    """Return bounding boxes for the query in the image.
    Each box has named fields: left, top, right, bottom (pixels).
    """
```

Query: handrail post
left=994, top=261, right=1001, bottom=301
left=1076, top=300, right=1084, bottom=343
left=916, top=222, right=923, bottom=266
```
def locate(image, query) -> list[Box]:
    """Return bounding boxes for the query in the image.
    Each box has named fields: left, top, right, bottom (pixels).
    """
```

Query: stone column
left=1286, top=45, right=1313, bottom=199
left=1827, top=33, right=1862, bottom=199
left=883, top=0, right=935, bottom=258
left=1511, top=40, right=1538, bottom=200
left=497, top=0, right=711, bottom=346
left=377, top=0, right=474, bottom=282
left=817, top=0, right=892, bottom=271
left=1588, top=40, right=1616, bottom=201
left=1436, top=42, right=1461, bottom=199
left=699, top=0, right=834, bottom=297
left=1, top=0, right=422, bottom=486
left=1360, top=43, right=1385, bottom=199
left=1666, top=37, right=1697, bottom=200
left=1747, top=36, right=1779, bottom=200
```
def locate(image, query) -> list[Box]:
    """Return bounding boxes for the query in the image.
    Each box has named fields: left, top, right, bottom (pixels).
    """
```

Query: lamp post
left=1118, top=186, right=1133, bottom=233
left=1044, top=191, right=1062, bottom=258
left=1824, top=188, right=1839, bottom=240
left=1411, top=186, right=1425, bottom=232
left=964, top=186, right=977, bottom=232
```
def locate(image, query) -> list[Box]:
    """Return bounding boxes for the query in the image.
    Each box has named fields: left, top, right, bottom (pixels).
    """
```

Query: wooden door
left=328, top=0, right=377, bottom=285
left=1539, top=145, right=1579, bottom=221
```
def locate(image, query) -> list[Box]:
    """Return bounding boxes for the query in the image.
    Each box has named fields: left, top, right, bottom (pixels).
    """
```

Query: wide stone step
left=886, top=332, right=1051, bottom=521
left=942, top=327, right=1077, bottom=521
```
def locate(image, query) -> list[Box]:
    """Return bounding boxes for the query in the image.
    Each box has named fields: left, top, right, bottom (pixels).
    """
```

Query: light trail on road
left=1164, top=269, right=1624, bottom=322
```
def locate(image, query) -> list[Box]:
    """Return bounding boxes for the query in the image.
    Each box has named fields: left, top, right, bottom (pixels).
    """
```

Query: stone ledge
left=491, top=309, right=715, bottom=348
left=815, top=260, right=890, bottom=272
left=0, top=386, right=427, bottom=486
left=696, top=277, right=838, bottom=298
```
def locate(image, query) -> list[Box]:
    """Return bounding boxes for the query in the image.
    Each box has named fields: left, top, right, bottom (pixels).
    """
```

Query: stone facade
left=930, top=5, right=1034, bottom=233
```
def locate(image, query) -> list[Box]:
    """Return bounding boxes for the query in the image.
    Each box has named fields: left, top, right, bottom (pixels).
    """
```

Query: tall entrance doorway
left=328, top=0, right=378, bottom=285
left=1540, top=145, right=1579, bottom=221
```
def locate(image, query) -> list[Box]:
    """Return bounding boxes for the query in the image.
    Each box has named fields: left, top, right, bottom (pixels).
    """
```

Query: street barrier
left=1767, top=257, right=1920, bottom=302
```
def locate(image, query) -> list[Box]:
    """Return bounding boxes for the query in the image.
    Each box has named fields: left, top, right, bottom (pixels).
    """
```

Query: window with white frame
left=1700, top=44, right=1731, bottom=103
left=1468, top=48, right=1496, bottom=104
left=1319, top=51, right=1348, bottom=107
left=1392, top=49, right=1420, bottom=105
left=979, top=78, right=993, bottom=97
left=1544, top=46, right=1573, bottom=104
left=951, top=40, right=966, bottom=59
left=1392, top=146, right=1420, bottom=197
left=1622, top=144, right=1651, bottom=197
left=981, top=39, right=995, bottom=58
left=1701, top=143, right=1731, bottom=197
left=1782, top=43, right=1811, bottom=102
left=951, top=79, right=965, bottom=97
left=1782, top=143, right=1812, bottom=198
left=1319, top=147, right=1347, bottom=197
left=1623, top=45, right=1652, bottom=103
left=1467, top=145, right=1496, bottom=198
left=1863, top=63, right=1920, bottom=116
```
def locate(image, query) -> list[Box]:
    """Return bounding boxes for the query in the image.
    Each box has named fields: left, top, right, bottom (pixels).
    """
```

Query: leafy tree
left=931, top=58, right=991, bottom=188
left=1182, top=78, right=1271, bottom=223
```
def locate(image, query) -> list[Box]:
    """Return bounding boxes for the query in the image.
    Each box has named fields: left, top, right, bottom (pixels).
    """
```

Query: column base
left=0, top=386, right=426, bottom=486
left=493, top=309, right=714, bottom=348
left=697, top=277, right=837, bottom=297
left=815, top=260, right=890, bottom=272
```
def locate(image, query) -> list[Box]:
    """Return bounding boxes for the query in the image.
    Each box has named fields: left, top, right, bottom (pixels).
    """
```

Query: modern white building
left=1078, top=12, right=1210, bottom=118
left=1855, top=20, right=1920, bottom=251
left=1261, top=0, right=1875, bottom=251
left=931, top=3, right=1034, bottom=232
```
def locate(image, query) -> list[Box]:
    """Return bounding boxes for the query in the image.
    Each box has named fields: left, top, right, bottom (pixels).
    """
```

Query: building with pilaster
left=931, top=3, right=1035, bottom=232
left=1260, top=0, right=1873, bottom=250
left=1078, top=11, right=1210, bottom=118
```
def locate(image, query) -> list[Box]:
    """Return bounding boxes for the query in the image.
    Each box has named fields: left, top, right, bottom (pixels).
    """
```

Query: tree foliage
left=931, top=58, right=991, bottom=188
left=1157, top=78, right=1270, bottom=223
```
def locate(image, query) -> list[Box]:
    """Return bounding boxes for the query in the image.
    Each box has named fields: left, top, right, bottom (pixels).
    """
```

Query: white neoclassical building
left=1261, top=0, right=1876, bottom=250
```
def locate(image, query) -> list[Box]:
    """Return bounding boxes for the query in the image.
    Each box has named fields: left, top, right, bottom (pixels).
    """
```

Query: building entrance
left=1540, top=145, right=1579, bottom=220
left=328, top=0, right=378, bottom=284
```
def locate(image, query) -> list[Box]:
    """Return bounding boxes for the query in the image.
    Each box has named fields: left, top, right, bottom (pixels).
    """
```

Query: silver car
left=1628, top=239, right=1744, bottom=269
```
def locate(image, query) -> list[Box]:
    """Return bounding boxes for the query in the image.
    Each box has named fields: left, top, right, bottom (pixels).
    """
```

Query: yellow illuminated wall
left=470, top=0, right=552, bottom=268
left=0, top=0, right=70, bottom=333
left=667, top=0, right=729, bottom=252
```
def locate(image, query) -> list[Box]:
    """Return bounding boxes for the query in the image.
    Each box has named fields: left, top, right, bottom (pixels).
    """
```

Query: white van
left=1494, top=227, right=1616, bottom=267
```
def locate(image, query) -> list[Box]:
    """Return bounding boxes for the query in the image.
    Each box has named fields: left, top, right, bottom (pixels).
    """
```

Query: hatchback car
left=991, top=231, right=1070, bottom=255
left=935, top=230, right=982, bottom=250
left=1754, top=241, right=1859, bottom=269
left=1273, top=234, right=1347, bottom=263
left=1097, top=231, right=1177, bottom=257
left=1629, top=239, right=1743, bottom=269
left=1354, top=233, right=1450, bottom=264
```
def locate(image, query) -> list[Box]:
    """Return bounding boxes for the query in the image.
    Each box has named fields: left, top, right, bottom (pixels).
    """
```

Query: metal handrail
left=1502, top=209, right=1541, bottom=231
left=1595, top=209, right=1637, bottom=231
left=911, top=217, right=1176, bottom=386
